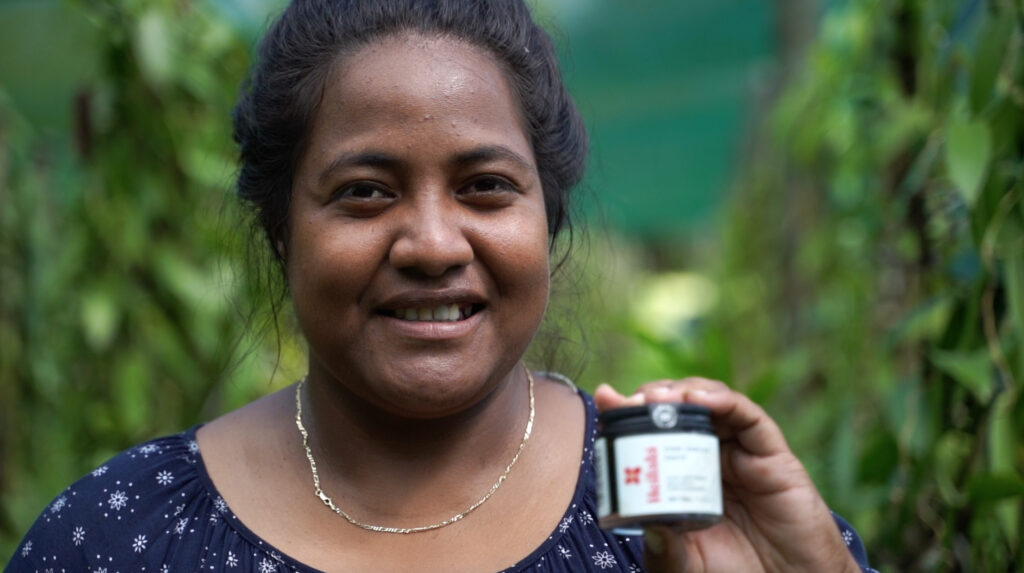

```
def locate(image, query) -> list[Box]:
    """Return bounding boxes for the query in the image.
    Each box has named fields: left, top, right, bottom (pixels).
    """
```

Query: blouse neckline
left=184, top=386, right=596, bottom=572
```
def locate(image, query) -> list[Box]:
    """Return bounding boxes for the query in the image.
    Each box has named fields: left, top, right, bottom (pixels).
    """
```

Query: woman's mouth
left=381, top=304, right=483, bottom=322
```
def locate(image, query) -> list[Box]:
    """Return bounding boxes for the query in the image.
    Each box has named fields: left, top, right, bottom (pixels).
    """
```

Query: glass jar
left=595, top=402, right=722, bottom=531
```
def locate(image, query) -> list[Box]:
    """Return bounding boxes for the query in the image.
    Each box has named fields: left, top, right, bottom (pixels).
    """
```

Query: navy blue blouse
left=7, top=390, right=875, bottom=572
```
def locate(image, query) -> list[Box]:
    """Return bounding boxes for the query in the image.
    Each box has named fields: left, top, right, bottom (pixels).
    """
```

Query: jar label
left=594, top=437, right=611, bottom=518
left=612, top=433, right=721, bottom=518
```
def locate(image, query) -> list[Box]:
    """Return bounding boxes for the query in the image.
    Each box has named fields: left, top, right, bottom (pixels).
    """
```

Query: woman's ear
left=276, top=239, right=286, bottom=260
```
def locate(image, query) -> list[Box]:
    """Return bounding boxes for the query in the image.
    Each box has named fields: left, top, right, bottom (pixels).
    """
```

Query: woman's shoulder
left=6, top=427, right=310, bottom=573
left=8, top=428, right=197, bottom=570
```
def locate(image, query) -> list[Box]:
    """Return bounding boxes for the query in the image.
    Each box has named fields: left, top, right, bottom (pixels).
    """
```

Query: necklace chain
left=294, top=366, right=535, bottom=534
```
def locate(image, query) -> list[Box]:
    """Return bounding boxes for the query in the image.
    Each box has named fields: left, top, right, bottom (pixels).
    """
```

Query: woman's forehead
left=326, top=34, right=517, bottom=115
left=304, top=33, right=531, bottom=159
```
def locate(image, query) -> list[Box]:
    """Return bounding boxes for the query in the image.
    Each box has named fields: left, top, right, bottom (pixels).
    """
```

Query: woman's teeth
left=392, top=304, right=469, bottom=322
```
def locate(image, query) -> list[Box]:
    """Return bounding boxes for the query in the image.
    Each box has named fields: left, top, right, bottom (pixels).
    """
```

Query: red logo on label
left=624, top=466, right=642, bottom=484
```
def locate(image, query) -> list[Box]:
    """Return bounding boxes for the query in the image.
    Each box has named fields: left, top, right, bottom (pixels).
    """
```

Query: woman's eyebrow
left=317, top=145, right=534, bottom=186
left=453, top=145, right=535, bottom=171
left=318, top=151, right=399, bottom=186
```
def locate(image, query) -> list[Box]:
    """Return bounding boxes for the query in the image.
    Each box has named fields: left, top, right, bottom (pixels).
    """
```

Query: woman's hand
left=594, top=378, right=861, bottom=573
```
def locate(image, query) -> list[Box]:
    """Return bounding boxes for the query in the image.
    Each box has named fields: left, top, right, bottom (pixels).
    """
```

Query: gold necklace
left=294, top=366, right=535, bottom=534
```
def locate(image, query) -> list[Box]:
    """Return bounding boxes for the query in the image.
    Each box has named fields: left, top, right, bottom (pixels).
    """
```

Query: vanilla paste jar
left=595, top=402, right=723, bottom=531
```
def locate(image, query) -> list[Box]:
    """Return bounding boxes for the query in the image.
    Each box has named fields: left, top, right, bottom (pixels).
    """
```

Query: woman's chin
left=310, top=351, right=523, bottom=420
left=356, top=365, right=505, bottom=420
left=365, top=386, right=492, bottom=420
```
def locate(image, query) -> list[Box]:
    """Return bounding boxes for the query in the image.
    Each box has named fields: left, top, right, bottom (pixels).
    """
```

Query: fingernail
left=691, top=389, right=708, bottom=396
left=644, top=528, right=666, bottom=556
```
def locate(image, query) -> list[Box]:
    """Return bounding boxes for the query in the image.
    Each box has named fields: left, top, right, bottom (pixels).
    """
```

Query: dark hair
left=232, top=0, right=588, bottom=268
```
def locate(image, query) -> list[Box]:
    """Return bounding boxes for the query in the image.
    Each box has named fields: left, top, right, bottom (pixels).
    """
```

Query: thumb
left=643, top=525, right=688, bottom=573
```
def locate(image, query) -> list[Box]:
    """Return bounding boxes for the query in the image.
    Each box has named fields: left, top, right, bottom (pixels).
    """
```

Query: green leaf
left=885, top=296, right=952, bottom=346
left=945, top=118, right=992, bottom=205
left=989, top=391, right=1021, bottom=548
left=996, top=500, right=1020, bottom=553
left=967, top=473, right=1024, bottom=503
left=989, top=390, right=1017, bottom=474
left=80, top=291, right=119, bottom=351
left=829, top=406, right=856, bottom=494
left=929, top=348, right=993, bottom=402
left=936, top=432, right=972, bottom=505
left=969, top=13, right=1013, bottom=114
left=133, top=10, right=174, bottom=88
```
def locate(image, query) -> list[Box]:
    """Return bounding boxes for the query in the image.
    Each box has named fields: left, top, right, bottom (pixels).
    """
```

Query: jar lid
left=599, top=403, right=713, bottom=435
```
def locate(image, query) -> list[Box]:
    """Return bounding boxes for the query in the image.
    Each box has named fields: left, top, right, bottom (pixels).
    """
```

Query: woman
left=8, top=1, right=874, bottom=571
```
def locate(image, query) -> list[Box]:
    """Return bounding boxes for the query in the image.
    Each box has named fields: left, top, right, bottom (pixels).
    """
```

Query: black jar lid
left=599, top=403, right=713, bottom=436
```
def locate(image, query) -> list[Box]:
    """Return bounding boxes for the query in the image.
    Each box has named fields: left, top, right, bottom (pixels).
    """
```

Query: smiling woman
left=6, top=1, right=875, bottom=572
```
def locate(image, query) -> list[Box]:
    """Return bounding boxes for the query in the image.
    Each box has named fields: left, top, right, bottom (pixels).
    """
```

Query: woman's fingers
left=593, top=378, right=726, bottom=412
left=643, top=525, right=688, bottom=573
left=595, top=378, right=789, bottom=458
left=683, top=388, right=790, bottom=458
left=638, top=378, right=730, bottom=405
left=593, top=383, right=643, bottom=411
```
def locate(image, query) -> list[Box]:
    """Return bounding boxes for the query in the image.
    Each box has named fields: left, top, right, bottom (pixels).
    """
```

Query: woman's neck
left=297, top=363, right=532, bottom=523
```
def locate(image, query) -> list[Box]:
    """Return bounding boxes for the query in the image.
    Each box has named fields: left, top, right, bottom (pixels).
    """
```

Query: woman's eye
left=463, top=177, right=517, bottom=195
left=336, top=183, right=391, bottom=200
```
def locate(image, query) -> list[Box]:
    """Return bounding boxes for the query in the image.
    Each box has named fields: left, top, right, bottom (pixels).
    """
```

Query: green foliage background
left=2, top=0, right=1023, bottom=570
left=1, top=0, right=309, bottom=560
left=570, top=0, right=1024, bottom=569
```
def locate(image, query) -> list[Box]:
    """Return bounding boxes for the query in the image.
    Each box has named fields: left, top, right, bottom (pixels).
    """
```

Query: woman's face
left=287, top=34, right=550, bottom=418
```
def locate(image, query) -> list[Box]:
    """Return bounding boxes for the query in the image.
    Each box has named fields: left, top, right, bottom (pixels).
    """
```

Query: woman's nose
left=388, top=199, right=473, bottom=277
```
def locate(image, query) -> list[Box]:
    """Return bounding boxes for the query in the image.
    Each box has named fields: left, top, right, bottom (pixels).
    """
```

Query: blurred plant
left=0, top=0, right=303, bottom=560
left=693, top=0, right=1022, bottom=569
left=566, top=0, right=1022, bottom=569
